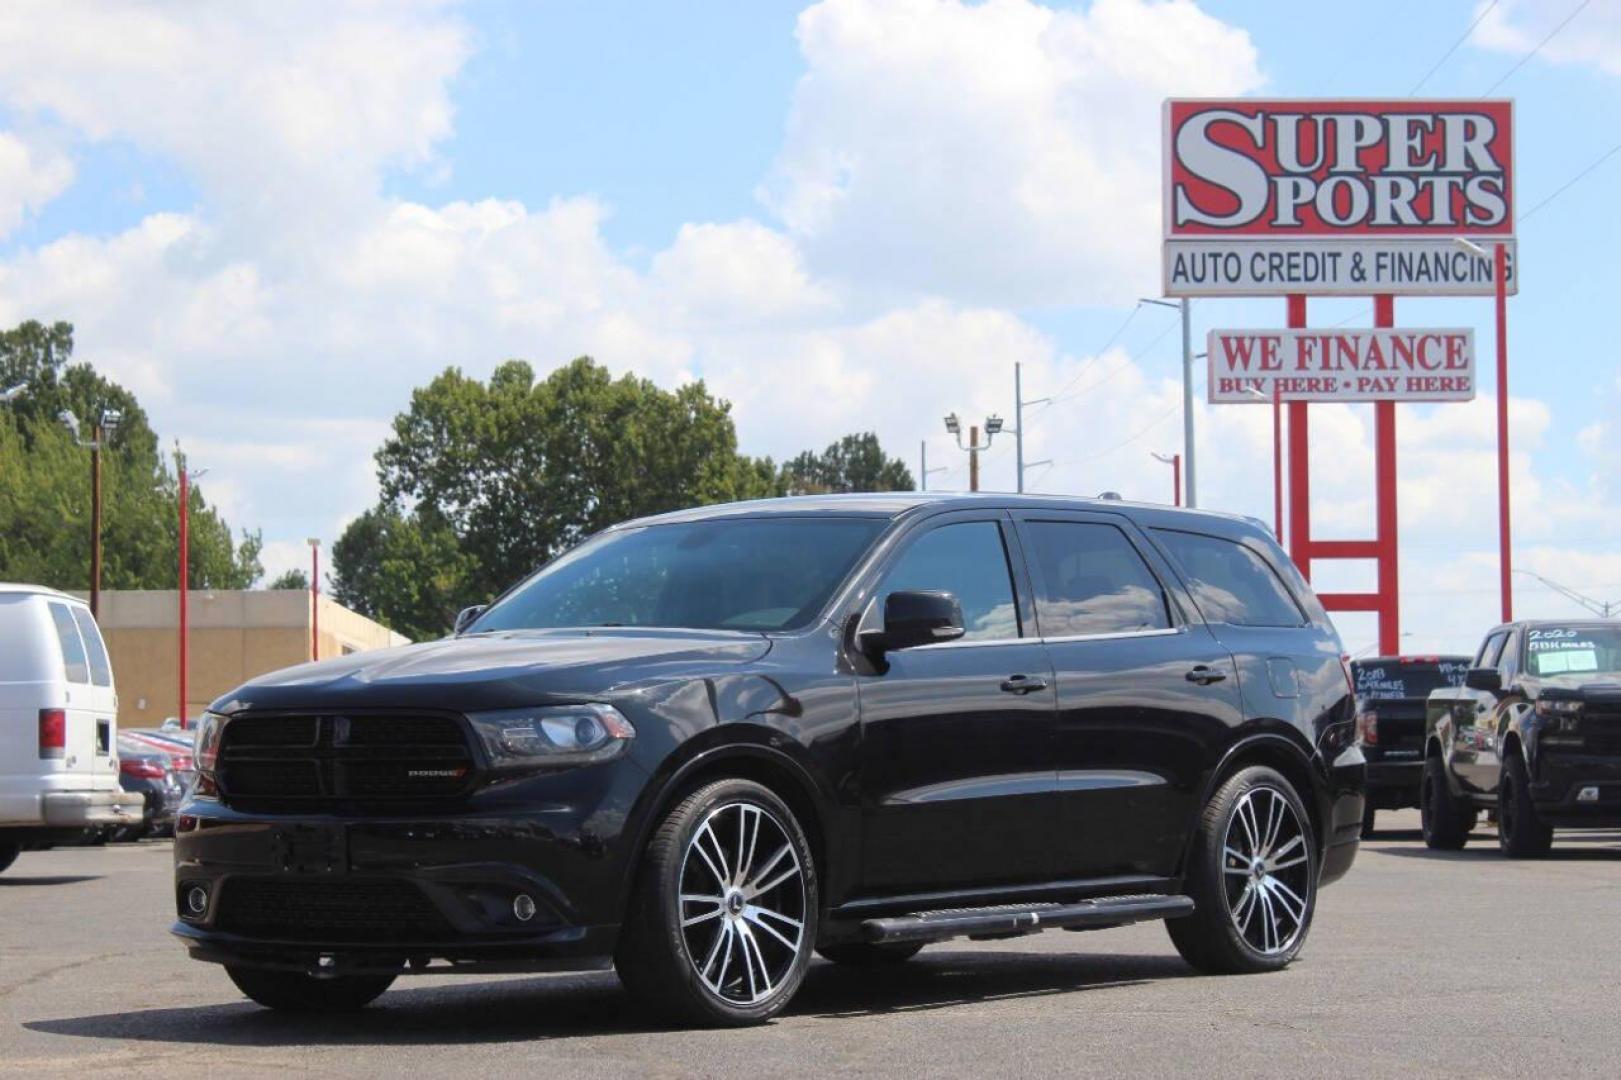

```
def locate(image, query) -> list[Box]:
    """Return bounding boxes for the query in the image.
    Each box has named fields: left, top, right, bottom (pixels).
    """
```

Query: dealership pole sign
left=1207, top=328, right=1475, bottom=403
left=1163, top=100, right=1515, bottom=296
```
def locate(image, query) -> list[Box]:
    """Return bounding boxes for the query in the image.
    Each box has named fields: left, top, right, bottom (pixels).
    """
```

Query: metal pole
left=920, top=440, right=927, bottom=492
left=1173, top=453, right=1182, bottom=507
left=969, top=426, right=980, bottom=493
left=1374, top=295, right=1400, bottom=656
left=90, top=427, right=101, bottom=618
left=178, top=464, right=188, bottom=729
left=1495, top=242, right=1512, bottom=622
left=1015, top=363, right=1024, bottom=494
left=311, top=541, right=320, bottom=662
left=1272, top=381, right=1283, bottom=540
left=1180, top=298, right=1196, bottom=507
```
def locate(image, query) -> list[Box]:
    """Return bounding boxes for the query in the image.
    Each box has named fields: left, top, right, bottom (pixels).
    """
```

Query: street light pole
left=1151, top=452, right=1181, bottom=506
left=943, top=412, right=1001, bottom=493
left=1012, top=362, right=1051, bottom=494
left=1457, top=236, right=1513, bottom=622
left=1141, top=298, right=1196, bottom=507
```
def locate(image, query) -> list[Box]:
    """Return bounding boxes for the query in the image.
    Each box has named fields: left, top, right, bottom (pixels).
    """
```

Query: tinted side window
left=1025, top=521, right=1170, bottom=636
left=879, top=521, right=1020, bottom=641
left=1152, top=529, right=1305, bottom=627
left=70, top=606, right=113, bottom=688
left=48, top=602, right=90, bottom=683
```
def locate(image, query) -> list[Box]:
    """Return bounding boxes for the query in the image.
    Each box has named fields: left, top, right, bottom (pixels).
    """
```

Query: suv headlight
left=194, top=711, right=227, bottom=775
left=466, top=704, right=635, bottom=771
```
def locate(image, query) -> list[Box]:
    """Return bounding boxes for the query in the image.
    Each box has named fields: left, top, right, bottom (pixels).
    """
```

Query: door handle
left=1000, top=675, right=1049, bottom=695
left=1185, top=665, right=1228, bottom=685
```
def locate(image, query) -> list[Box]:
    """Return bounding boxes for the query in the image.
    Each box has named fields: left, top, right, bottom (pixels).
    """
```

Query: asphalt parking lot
left=2, top=810, right=1618, bottom=1078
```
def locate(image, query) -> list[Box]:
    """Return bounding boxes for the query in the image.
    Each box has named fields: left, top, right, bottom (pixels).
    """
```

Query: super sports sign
left=1163, top=100, right=1516, bottom=297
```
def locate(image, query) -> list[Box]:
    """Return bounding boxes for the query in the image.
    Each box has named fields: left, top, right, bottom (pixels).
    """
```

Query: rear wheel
left=1420, top=756, right=1475, bottom=850
left=817, top=941, right=923, bottom=966
left=1498, top=753, right=1553, bottom=858
left=0, top=843, right=18, bottom=874
left=226, top=967, right=396, bottom=1012
left=1360, top=801, right=1377, bottom=838
left=1167, top=766, right=1316, bottom=975
left=617, top=779, right=818, bottom=1026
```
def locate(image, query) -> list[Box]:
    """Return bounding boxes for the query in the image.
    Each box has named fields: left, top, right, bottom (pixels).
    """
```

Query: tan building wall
left=83, top=590, right=411, bottom=727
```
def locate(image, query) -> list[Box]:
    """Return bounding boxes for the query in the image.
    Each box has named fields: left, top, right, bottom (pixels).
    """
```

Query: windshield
left=1351, top=659, right=1470, bottom=701
left=470, top=516, right=887, bottom=634
left=1525, top=626, right=1621, bottom=678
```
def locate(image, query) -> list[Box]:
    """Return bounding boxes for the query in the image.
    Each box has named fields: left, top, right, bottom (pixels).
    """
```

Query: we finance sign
left=1207, top=328, right=1476, bottom=404
left=1164, top=100, right=1516, bottom=297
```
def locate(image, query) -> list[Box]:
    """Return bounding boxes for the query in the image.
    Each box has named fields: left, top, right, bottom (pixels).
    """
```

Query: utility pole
left=969, top=426, right=980, bottom=492
left=919, top=441, right=947, bottom=491
left=1514, top=570, right=1618, bottom=618
left=61, top=407, right=122, bottom=618
left=1140, top=298, right=1196, bottom=507
left=1012, top=362, right=1051, bottom=494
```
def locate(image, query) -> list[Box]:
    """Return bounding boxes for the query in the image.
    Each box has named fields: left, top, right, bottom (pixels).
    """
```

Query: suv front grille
left=217, top=713, right=475, bottom=809
left=214, top=877, right=453, bottom=942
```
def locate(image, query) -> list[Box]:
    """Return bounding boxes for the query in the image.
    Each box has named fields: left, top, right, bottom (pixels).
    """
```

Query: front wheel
left=226, top=967, right=396, bottom=1012
left=1498, top=753, right=1553, bottom=858
left=1167, top=766, right=1316, bottom=974
left=1420, top=757, right=1475, bottom=850
left=617, top=779, right=818, bottom=1026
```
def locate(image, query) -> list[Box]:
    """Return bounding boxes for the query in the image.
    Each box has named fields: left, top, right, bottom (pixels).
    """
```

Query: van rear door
left=43, top=599, right=117, bottom=787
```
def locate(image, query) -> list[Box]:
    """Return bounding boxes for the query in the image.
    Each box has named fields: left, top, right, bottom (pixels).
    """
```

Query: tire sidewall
left=650, top=779, right=818, bottom=1025
left=1200, top=766, right=1317, bottom=971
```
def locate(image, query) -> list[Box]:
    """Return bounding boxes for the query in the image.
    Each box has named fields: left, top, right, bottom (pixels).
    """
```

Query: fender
left=1178, top=727, right=1328, bottom=878
left=616, top=727, right=846, bottom=913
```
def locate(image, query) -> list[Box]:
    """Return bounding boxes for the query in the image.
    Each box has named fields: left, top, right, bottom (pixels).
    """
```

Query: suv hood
left=211, top=628, right=773, bottom=714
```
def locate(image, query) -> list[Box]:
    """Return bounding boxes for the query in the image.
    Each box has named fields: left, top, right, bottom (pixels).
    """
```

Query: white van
left=0, top=583, right=143, bottom=873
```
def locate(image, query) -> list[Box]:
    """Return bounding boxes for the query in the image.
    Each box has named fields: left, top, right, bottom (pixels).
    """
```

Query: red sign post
left=1165, top=99, right=1516, bottom=655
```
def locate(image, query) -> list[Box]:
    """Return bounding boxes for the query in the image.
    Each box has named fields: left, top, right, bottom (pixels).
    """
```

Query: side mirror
left=453, top=604, right=488, bottom=635
left=861, top=590, right=965, bottom=656
left=1464, top=667, right=1502, bottom=693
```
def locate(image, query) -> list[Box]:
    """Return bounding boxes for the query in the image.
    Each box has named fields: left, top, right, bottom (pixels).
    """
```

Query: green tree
left=334, top=357, right=793, bottom=637
left=780, top=432, right=915, bottom=495
left=0, top=320, right=262, bottom=591
left=268, top=568, right=310, bottom=590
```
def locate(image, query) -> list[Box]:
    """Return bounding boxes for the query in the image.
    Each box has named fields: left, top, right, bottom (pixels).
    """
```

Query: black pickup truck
left=1350, top=655, right=1469, bottom=834
left=1422, top=620, right=1621, bottom=856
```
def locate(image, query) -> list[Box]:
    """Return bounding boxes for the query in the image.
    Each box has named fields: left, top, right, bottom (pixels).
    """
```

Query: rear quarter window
left=70, top=605, right=113, bottom=687
left=1151, top=528, right=1306, bottom=628
left=47, top=601, right=91, bottom=684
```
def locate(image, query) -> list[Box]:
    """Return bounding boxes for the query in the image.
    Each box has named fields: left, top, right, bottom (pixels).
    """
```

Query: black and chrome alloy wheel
left=678, top=801, right=807, bottom=1006
left=616, top=778, right=818, bottom=1026
left=1221, top=785, right=1311, bottom=956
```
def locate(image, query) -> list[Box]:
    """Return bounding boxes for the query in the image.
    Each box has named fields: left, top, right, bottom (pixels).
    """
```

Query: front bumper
left=171, top=762, right=645, bottom=975
left=1532, top=752, right=1621, bottom=827
left=43, top=789, right=144, bottom=827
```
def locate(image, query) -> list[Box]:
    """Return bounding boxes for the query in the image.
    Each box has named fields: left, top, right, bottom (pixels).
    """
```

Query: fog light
left=185, top=885, right=210, bottom=915
left=1578, top=786, right=1600, bottom=803
left=513, top=893, right=537, bottom=922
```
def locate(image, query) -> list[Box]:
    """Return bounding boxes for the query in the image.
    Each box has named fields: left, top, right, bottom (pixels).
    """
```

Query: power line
left=1521, top=138, right=1621, bottom=221
left=1481, top=0, right=1592, bottom=95
left=1408, top=0, right=1500, bottom=94
left=1039, top=305, right=1143, bottom=407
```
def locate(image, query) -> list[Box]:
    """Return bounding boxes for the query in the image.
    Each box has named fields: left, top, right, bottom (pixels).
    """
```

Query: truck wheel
left=226, top=967, right=396, bottom=1012
left=0, top=843, right=17, bottom=874
left=1498, top=753, right=1553, bottom=858
left=1167, top=766, right=1315, bottom=975
left=617, top=779, right=818, bottom=1026
left=1360, top=801, right=1377, bottom=838
left=1420, top=757, right=1474, bottom=850
left=817, top=942, right=923, bottom=966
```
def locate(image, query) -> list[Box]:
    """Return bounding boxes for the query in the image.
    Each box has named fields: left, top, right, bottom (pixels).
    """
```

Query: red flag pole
left=178, top=462, right=188, bottom=730
left=1495, top=242, right=1512, bottom=622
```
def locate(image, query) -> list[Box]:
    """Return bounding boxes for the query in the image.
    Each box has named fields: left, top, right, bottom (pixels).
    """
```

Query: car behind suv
left=1351, top=654, right=1469, bottom=834
left=173, top=494, right=1364, bottom=1025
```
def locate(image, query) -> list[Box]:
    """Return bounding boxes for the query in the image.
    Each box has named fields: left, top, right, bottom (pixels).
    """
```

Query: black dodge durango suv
left=174, top=493, right=1364, bottom=1025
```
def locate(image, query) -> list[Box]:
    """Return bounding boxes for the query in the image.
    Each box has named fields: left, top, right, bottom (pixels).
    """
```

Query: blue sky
left=0, top=0, right=1615, bottom=651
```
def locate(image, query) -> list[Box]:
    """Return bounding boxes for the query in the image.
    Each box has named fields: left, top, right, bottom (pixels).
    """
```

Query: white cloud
left=1473, top=0, right=1621, bottom=78
left=0, top=131, right=72, bottom=237
left=762, top=0, right=1264, bottom=307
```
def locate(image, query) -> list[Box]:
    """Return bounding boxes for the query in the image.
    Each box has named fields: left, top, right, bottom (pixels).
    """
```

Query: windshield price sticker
left=1208, top=328, right=1475, bottom=403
